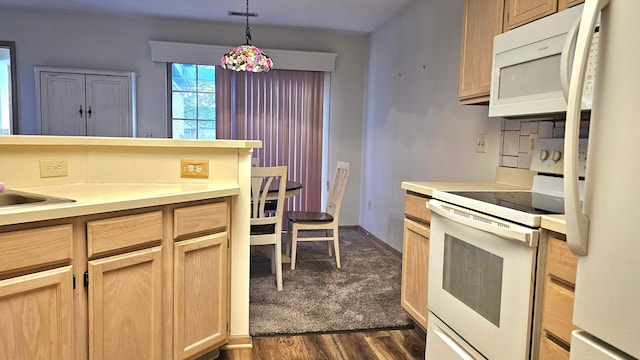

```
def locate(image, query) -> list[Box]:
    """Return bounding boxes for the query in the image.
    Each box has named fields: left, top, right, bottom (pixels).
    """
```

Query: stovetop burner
left=446, top=191, right=564, bottom=215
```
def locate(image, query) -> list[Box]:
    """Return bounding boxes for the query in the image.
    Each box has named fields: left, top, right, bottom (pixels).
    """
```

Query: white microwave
left=489, top=4, right=599, bottom=117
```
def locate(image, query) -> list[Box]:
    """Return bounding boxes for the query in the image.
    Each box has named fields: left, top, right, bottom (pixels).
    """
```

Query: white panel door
left=40, top=72, right=86, bottom=136
left=85, top=75, right=132, bottom=137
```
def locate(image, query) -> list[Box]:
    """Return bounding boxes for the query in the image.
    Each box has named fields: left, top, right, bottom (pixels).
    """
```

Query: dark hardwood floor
left=219, top=328, right=426, bottom=360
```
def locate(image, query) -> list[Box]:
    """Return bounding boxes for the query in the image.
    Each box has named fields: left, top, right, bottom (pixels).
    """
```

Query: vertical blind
left=216, top=68, right=324, bottom=212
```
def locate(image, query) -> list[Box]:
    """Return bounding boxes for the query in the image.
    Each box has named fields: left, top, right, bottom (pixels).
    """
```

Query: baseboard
left=347, top=226, right=402, bottom=260
left=222, top=335, right=253, bottom=350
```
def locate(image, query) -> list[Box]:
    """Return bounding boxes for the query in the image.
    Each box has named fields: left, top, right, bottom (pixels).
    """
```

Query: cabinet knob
left=79, top=105, right=83, bottom=118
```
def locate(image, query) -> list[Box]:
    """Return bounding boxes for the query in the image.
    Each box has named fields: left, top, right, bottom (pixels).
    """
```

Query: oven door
left=427, top=199, right=539, bottom=360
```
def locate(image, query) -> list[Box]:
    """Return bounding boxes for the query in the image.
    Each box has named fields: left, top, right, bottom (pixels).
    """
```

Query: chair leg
left=285, top=220, right=292, bottom=257
left=290, top=226, right=298, bottom=270
left=275, top=240, right=283, bottom=291
left=333, top=228, right=341, bottom=268
left=270, top=245, right=276, bottom=274
left=326, top=229, right=333, bottom=256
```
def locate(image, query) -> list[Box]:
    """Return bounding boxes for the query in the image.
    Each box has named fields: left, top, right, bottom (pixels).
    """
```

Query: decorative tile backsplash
left=499, top=118, right=590, bottom=169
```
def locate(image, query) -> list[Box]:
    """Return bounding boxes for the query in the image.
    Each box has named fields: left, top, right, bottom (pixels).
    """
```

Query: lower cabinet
left=0, top=197, right=231, bottom=360
left=401, top=192, right=431, bottom=331
left=172, top=200, right=230, bottom=360
left=88, top=247, right=163, bottom=359
left=0, top=223, right=74, bottom=360
left=538, top=232, right=578, bottom=360
left=174, top=233, right=228, bottom=359
left=0, top=266, right=74, bottom=359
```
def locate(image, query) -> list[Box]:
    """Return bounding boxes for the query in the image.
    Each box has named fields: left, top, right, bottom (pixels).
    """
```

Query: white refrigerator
left=563, top=0, right=640, bottom=359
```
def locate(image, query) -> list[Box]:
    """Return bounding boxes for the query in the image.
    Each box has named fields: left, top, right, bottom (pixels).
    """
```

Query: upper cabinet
left=458, top=0, right=505, bottom=105
left=36, top=67, right=137, bottom=137
left=458, top=0, right=585, bottom=105
left=505, top=0, right=584, bottom=30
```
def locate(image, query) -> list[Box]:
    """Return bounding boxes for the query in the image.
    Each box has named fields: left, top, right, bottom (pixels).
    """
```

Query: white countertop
left=0, top=182, right=239, bottom=226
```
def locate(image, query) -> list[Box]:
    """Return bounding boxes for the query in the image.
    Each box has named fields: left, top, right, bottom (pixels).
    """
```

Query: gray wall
left=360, top=0, right=502, bottom=251
left=0, top=7, right=366, bottom=225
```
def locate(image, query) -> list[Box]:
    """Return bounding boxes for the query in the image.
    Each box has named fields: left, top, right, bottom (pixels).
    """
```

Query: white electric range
left=425, top=138, right=586, bottom=360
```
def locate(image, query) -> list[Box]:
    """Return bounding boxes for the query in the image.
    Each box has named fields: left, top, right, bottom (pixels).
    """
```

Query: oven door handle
left=428, top=199, right=539, bottom=246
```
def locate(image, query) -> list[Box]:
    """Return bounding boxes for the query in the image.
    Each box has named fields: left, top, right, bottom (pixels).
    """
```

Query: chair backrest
left=326, top=161, right=350, bottom=219
left=250, top=166, right=288, bottom=233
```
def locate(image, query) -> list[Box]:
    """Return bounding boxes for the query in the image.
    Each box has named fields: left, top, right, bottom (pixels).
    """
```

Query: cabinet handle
left=79, top=105, right=83, bottom=118
left=87, top=105, right=92, bottom=118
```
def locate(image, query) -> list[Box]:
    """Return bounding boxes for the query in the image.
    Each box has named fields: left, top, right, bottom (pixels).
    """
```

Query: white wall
left=360, top=0, right=502, bottom=251
left=0, top=7, right=366, bottom=225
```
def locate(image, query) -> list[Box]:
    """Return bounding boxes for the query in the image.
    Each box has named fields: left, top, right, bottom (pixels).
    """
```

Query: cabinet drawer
left=539, top=332, right=570, bottom=360
left=542, top=280, right=576, bottom=345
left=404, top=193, right=431, bottom=224
left=87, top=211, right=163, bottom=258
left=174, top=201, right=228, bottom=239
left=547, top=235, right=578, bottom=285
left=0, top=224, right=73, bottom=275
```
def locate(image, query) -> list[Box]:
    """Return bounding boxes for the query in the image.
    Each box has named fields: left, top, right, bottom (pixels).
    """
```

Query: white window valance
left=149, top=41, right=337, bottom=72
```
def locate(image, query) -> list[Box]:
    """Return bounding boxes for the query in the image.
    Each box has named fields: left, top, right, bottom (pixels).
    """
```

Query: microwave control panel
left=530, top=138, right=588, bottom=177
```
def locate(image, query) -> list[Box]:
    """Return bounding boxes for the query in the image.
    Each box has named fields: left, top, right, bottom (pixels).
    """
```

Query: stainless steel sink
left=0, top=189, right=75, bottom=208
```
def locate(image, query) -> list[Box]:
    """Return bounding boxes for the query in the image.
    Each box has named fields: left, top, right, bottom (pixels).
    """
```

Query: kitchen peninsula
left=0, top=135, right=260, bottom=359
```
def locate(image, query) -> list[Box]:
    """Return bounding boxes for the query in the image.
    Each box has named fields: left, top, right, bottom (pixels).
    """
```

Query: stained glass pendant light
left=221, top=0, right=273, bottom=72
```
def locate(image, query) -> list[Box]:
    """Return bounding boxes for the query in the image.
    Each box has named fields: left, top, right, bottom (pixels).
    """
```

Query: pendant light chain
left=244, top=0, right=252, bottom=45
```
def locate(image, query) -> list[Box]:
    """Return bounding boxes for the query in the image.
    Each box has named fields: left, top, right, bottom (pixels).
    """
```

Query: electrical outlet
left=476, top=134, right=488, bottom=153
left=39, top=160, right=68, bottom=178
left=180, top=160, right=209, bottom=179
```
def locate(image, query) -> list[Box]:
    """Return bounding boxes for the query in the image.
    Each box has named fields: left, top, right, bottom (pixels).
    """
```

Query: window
left=167, top=63, right=325, bottom=213
left=170, top=63, right=216, bottom=139
left=0, top=41, right=18, bottom=134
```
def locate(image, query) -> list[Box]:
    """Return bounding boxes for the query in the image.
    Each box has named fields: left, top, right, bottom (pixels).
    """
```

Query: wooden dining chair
left=285, top=161, right=350, bottom=270
left=250, top=166, right=288, bottom=290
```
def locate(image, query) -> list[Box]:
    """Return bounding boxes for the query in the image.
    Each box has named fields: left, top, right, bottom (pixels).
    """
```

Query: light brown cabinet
left=0, top=224, right=74, bottom=360
left=172, top=201, right=230, bottom=360
left=538, top=232, right=578, bottom=360
left=505, top=0, right=585, bottom=30
left=0, top=198, right=231, bottom=360
left=458, top=0, right=506, bottom=104
left=88, top=247, right=163, bottom=359
left=401, top=192, right=431, bottom=331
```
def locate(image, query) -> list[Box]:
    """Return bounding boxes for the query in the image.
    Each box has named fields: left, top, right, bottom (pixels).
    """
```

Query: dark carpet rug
left=249, top=227, right=413, bottom=336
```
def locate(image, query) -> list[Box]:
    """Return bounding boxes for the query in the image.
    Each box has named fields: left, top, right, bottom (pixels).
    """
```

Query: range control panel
left=529, top=138, right=588, bottom=177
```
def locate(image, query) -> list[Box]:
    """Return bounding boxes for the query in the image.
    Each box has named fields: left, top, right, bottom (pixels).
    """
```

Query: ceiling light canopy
left=221, top=0, right=273, bottom=72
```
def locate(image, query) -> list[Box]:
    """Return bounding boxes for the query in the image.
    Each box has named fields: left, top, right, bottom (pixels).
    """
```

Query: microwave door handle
left=564, top=0, right=610, bottom=256
left=560, top=18, right=581, bottom=101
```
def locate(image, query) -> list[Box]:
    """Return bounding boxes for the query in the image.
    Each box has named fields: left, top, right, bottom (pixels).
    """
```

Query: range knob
left=539, top=150, right=550, bottom=161
left=551, top=150, right=562, bottom=162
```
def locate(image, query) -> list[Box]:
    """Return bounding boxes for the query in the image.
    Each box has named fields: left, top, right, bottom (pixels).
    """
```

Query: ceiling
left=0, top=0, right=412, bottom=33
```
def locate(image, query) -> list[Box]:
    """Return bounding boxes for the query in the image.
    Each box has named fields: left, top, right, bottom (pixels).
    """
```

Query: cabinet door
left=40, top=72, right=86, bottom=135
left=401, top=218, right=429, bottom=330
left=174, top=232, right=228, bottom=360
left=88, top=246, right=163, bottom=360
left=558, top=0, right=584, bottom=11
left=506, top=0, right=557, bottom=29
left=0, top=266, right=73, bottom=360
left=458, top=0, right=505, bottom=104
left=85, top=75, right=132, bottom=137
